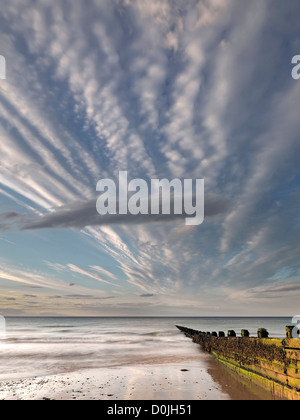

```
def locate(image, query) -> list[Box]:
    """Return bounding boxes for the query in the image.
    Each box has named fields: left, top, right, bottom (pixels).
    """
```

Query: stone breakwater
left=176, top=325, right=300, bottom=400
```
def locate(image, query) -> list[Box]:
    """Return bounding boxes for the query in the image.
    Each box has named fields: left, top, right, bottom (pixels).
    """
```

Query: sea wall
left=176, top=325, right=300, bottom=400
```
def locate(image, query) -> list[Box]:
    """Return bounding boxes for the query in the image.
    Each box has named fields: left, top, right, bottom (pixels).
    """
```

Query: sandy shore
left=0, top=361, right=230, bottom=400
left=0, top=355, right=277, bottom=401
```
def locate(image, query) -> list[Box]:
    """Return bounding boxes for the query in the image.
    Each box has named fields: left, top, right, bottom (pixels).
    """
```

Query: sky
left=0, top=0, right=300, bottom=317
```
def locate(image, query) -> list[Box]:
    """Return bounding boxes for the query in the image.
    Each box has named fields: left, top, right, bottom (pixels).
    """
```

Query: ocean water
left=0, top=317, right=292, bottom=381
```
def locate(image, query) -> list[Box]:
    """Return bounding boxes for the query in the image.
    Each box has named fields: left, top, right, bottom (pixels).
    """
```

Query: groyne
left=176, top=325, right=300, bottom=400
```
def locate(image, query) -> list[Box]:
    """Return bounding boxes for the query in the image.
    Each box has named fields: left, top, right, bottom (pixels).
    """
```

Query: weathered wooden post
left=241, top=329, right=250, bottom=337
left=286, top=325, right=300, bottom=339
left=228, top=330, right=236, bottom=337
left=258, top=328, right=269, bottom=338
left=286, top=326, right=294, bottom=339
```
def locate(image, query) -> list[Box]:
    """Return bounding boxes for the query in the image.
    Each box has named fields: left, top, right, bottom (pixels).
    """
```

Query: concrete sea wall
left=176, top=325, right=300, bottom=400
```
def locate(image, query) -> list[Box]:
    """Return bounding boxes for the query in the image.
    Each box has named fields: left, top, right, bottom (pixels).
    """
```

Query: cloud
left=16, top=194, right=230, bottom=231
left=90, top=265, right=118, bottom=281
left=0, top=0, right=300, bottom=315
left=65, top=294, right=116, bottom=300
left=0, top=212, right=20, bottom=220
left=67, top=264, right=121, bottom=288
left=0, top=261, right=116, bottom=299
left=0, top=211, right=29, bottom=231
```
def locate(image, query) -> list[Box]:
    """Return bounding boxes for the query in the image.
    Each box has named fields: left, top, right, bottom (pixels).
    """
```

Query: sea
left=0, top=317, right=292, bottom=381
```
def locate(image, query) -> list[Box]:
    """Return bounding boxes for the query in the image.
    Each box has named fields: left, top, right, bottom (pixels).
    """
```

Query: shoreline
left=0, top=359, right=228, bottom=401
left=0, top=356, right=277, bottom=400
left=0, top=318, right=288, bottom=400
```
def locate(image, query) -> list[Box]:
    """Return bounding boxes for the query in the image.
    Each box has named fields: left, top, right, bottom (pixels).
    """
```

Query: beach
left=0, top=361, right=226, bottom=401
left=0, top=359, right=277, bottom=400
left=0, top=317, right=289, bottom=400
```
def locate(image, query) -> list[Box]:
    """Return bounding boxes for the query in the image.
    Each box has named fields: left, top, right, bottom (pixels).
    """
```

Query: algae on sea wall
left=176, top=325, right=300, bottom=400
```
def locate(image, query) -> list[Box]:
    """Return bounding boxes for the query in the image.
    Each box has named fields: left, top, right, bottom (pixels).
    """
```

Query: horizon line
left=1, top=315, right=293, bottom=318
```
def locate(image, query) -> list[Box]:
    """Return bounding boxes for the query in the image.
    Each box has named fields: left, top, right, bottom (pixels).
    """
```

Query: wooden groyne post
left=176, top=325, right=300, bottom=400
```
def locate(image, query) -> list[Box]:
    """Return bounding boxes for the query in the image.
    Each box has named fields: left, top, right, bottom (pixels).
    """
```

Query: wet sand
left=0, top=354, right=277, bottom=400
